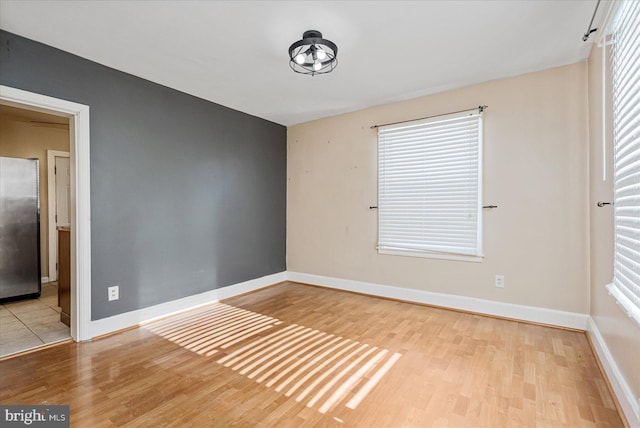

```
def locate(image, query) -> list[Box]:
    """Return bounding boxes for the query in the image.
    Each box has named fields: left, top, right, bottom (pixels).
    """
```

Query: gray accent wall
left=0, top=31, right=286, bottom=320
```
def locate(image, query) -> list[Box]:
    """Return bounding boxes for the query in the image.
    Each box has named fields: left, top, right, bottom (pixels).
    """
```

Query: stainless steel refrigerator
left=0, top=156, right=41, bottom=302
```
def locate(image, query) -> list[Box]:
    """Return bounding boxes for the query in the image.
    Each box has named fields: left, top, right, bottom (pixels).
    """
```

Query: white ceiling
left=0, top=1, right=600, bottom=126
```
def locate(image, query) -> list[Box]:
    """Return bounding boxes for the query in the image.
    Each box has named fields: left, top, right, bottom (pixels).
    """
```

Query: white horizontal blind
left=607, top=0, right=640, bottom=326
left=378, top=110, right=482, bottom=258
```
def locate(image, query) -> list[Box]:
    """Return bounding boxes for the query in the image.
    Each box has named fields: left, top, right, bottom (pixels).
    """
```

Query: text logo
left=1, top=406, right=69, bottom=427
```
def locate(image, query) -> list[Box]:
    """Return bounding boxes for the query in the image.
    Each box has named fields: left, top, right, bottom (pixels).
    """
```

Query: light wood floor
left=0, top=282, right=624, bottom=427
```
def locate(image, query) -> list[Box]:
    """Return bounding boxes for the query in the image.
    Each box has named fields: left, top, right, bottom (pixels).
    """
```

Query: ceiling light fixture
left=288, top=30, right=338, bottom=76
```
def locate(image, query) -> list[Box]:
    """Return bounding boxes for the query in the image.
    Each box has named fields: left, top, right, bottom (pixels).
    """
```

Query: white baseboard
left=41, top=277, right=49, bottom=284
left=88, top=271, right=287, bottom=339
left=287, top=272, right=588, bottom=330
left=587, top=317, right=640, bottom=427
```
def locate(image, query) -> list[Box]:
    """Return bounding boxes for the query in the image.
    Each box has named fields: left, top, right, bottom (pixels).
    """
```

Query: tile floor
left=0, top=282, right=70, bottom=357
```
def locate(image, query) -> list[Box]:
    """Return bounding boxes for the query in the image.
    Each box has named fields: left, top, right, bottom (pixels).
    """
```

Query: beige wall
left=0, top=113, right=70, bottom=278
left=288, top=62, right=590, bottom=314
left=587, top=45, right=640, bottom=408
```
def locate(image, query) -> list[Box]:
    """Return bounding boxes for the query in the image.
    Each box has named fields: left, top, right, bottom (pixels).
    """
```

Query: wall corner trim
left=286, top=271, right=589, bottom=330
left=87, top=271, right=287, bottom=339
left=587, top=316, right=640, bottom=427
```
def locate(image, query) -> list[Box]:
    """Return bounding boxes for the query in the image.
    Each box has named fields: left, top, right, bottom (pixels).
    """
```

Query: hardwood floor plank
left=0, top=282, right=625, bottom=427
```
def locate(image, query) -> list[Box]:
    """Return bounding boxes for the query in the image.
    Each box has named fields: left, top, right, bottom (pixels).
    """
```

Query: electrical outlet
left=108, top=285, right=119, bottom=301
left=495, top=275, right=505, bottom=288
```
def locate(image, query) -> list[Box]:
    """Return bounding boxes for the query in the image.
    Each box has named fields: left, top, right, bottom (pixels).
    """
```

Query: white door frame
left=1, top=85, right=91, bottom=342
left=47, top=150, right=70, bottom=283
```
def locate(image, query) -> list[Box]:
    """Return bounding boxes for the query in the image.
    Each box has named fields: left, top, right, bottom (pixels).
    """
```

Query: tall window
left=607, top=0, right=640, bottom=325
left=377, top=109, right=483, bottom=261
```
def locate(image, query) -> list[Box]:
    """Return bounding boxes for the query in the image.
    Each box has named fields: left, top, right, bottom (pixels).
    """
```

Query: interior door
left=49, top=155, right=70, bottom=282
left=55, top=156, right=70, bottom=227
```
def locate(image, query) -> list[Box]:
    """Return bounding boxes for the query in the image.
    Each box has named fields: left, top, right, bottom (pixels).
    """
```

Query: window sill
left=378, top=248, right=483, bottom=263
left=606, top=283, right=640, bottom=328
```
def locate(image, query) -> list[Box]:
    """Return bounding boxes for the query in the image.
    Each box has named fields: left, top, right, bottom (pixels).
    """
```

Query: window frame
left=605, top=0, right=640, bottom=327
left=376, top=109, right=484, bottom=263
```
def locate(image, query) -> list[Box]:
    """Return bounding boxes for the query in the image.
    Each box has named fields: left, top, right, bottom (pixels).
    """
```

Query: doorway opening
left=0, top=85, right=91, bottom=351
left=0, top=106, right=71, bottom=356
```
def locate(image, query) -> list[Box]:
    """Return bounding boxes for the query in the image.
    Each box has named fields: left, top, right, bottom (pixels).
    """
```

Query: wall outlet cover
left=108, top=285, right=119, bottom=301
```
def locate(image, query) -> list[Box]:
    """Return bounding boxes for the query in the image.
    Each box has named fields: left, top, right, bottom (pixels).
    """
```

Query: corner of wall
left=587, top=316, right=640, bottom=427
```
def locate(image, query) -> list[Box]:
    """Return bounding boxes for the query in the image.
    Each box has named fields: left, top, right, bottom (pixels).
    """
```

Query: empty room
left=0, top=1, right=638, bottom=427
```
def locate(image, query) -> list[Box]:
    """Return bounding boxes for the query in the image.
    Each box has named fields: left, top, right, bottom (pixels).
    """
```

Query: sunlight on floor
left=144, top=303, right=282, bottom=357
left=144, top=302, right=402, bottom=415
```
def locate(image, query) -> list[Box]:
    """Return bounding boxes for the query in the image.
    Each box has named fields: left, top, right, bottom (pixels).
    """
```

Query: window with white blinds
left=377, top=110, right=483, bottom=261
left=607, top=0, right=640, bottom=326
